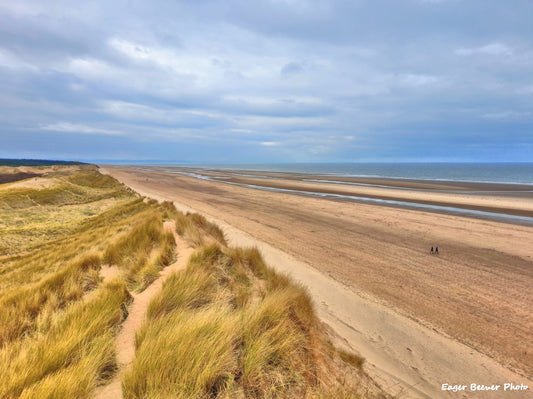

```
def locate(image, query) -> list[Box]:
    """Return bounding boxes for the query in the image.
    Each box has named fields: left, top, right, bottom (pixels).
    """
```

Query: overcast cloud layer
left=1, top=0, right=532, bottom=162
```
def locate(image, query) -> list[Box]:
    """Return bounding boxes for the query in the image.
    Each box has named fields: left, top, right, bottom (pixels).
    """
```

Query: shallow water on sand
left=155, top=162, right=533, bottom=185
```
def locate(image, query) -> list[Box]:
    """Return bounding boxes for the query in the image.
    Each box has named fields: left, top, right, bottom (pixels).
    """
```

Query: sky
left=1, top=0, right=533, bottom=163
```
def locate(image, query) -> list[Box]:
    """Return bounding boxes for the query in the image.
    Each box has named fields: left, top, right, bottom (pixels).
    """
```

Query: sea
left=133, top=162, right=533, bottom=225
left=160, top=162, right=533, bottom=185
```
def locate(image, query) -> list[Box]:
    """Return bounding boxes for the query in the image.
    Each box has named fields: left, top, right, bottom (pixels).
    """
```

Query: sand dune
left=94, top=222, right=195, bottom=399
left=103, top=166, right=533, bottom=398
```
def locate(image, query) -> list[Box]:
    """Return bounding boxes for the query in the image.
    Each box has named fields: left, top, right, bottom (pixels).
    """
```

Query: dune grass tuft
left=0, top=280, right=131, bottom=399
left=103, top=215, right=176, bottom=291
left=175, top=211, right=227, bottom=247
left=124, top=305, right=240, bottom=399
left=124, top=241, right=371, bottom=398
left=0, top=253, right=103, bottom=346
left=103, top=215, right=163, bottom=266
left=338, top=350, right=365, bottom=370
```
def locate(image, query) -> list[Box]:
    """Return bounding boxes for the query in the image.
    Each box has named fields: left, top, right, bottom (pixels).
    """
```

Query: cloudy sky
left=1, top=0, right=532, bottom=163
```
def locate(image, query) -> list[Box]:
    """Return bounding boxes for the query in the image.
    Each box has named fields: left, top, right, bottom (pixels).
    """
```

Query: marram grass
left=0, top=167, right=179, bottom=398
left=0, top=280, right=131, bottom=399
left=123, top=244, right=368, bottom=398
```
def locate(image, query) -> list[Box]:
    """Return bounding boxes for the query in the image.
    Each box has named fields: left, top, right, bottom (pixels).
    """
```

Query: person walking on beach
left=430, top=246, right=434, bottom=254
left=435, top=246, right=439, bottom=255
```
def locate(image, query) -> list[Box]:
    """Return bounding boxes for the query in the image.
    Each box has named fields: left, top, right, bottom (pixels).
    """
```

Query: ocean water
left=143, top=162, right=533, bottom=225
left=176, top=163, right=533, bottom=185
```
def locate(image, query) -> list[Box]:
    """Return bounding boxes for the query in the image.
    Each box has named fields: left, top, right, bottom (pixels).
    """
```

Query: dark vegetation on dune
left=0, top=173, right=41, bottom=184
left=0, top=159, right=87, bottom=167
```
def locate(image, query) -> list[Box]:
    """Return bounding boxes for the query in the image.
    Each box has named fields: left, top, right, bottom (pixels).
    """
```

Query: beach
left=103, top=165, right=533, bottom=398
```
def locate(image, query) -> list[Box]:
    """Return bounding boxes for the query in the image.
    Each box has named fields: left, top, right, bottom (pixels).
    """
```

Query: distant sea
left=161, top=163, right=533, bottom=185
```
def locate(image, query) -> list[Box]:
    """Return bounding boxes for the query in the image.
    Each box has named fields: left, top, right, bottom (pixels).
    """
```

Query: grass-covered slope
left=0, top=166, right=134, bottom=255
left=0, top=167, right=388, bottom=399
left=123, top=213, right=388, bottom=399
left=0, top=167, right=177, bottom=398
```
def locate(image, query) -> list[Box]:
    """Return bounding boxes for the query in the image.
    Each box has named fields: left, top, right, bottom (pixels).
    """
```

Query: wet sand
left=150, top=166, right=533, bottom=220
left=103, top=165, right=533, bottom=397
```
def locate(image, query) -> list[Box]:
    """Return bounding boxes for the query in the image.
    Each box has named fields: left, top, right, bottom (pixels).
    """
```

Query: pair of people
left=430, top=246, right=439, bottom=255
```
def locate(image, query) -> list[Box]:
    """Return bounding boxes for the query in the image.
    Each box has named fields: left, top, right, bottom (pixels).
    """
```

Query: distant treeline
left=0, top=159, right=87, bottom=167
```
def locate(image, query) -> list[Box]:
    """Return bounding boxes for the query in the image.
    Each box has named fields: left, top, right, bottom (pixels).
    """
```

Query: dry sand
left=102, top=166, right=533, bottom=399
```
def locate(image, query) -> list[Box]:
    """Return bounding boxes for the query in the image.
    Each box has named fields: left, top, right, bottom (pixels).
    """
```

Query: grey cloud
left=1, top=0, right=533, bottom=162
left=280, top=62, right=303, bottom=77
left=40, top=122, right=123, bottom=136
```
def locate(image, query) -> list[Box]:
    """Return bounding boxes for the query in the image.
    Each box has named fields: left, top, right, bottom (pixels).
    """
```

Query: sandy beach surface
left=103, top=166, right=533, bottom=398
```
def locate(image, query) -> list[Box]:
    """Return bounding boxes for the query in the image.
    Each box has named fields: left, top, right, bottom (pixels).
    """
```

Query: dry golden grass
left=124, top=243, right=379, bottom=398
left=124, top=305, right=240, bottom=399
left=0, top=169, right=135, bottom=256
left=175, top=211, right=227, bottom=247
left=0, top=171, right=144, bottom=347
left=103, top=215, right=176, bottom=291
left=137, top=230, right=176, bottom=290
left=0, top=279, right=131, bottom=399
left=338, top=350, right=365, bottom=370
left=0, top=253, right=101, bottom=346
left=0, top=198, right=153, bottom=294
left=1, top=167, right=384, bottom=398
left=0, top=167, right=178, bottom=398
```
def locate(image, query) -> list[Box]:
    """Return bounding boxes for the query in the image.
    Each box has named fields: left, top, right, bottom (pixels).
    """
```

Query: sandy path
left=93, top=221, right=194, bottom=399
left=102, top=166, right=533, bottom=399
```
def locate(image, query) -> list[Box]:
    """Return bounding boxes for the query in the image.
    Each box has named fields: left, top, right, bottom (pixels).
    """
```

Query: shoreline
left=144, top=165, right=533, bottom=190
left=140, top=166, right=533, bottom=223
left=127, top=162, right=533, bottom=186
left=102, top=165, right=533, bottom=398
